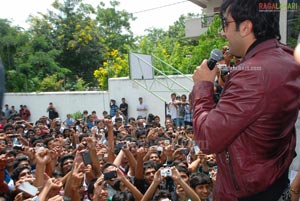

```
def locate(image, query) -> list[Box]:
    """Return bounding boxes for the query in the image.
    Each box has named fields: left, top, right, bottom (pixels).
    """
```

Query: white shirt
left=137, top=103, right=147, bottom=118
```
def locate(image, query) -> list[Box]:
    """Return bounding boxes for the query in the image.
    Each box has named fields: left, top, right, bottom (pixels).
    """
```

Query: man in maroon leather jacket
left=190, top=0, right=300, bottom=200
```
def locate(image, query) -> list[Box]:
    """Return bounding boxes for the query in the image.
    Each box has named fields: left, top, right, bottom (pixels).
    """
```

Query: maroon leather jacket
left=191, top=39, right=300, bottom=200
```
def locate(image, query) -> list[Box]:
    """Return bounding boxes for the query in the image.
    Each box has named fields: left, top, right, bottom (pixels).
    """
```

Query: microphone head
left=210, top=49, right=224, bottom=61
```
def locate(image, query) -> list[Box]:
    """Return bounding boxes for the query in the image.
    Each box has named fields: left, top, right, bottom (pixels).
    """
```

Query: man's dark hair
left=79, top=133, right=90, bottom=142
left=44, top=137, right=54, bottom=148
left=220, top=0, right=281, bottom=40
left=176, top=165, right=190, bottom=177
left=13, top=155, right=30, bottom=169
left=87, top=178, right=97, bottom=200
left=190, top=173, right=212, bottom=189
left=59, top=154, right=74, bottom=168
left=0, top=147, right=16, bottom=156
left=52, top=170, right=64, bottom=178
left=115, top=117, right=122, bottom=122
left=143, top=160, right=159, bottom=171
left=3, top=124, right=14, bottom=132
left=32, top=139, right=44, bottom=147
left=152, top=190, right=172, bottom=201
left=128, top=117, right=135, bottom=122
left=11, top=166, right=31, bottom=181
left=102, top=162, right=117, bottom=172
left=112, top=191, right=135, bottom=201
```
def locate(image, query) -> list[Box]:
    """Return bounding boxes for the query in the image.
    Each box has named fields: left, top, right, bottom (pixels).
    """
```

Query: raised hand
left=44, top=173, right=63, bottom=192
left=35, top=149, right=51, bottom=165
left=72, top=162, right=84, bottom=188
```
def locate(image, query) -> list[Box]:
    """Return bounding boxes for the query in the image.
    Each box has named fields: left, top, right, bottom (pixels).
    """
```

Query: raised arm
left=105, top=119, right=115, bottom=163
left=86, top=137, right=101, bottom=177
left=171, top=167, right=201, bottom=201
left=117, top=168, right=143, bottom=200
left=141, top=168, right=163, bottom=201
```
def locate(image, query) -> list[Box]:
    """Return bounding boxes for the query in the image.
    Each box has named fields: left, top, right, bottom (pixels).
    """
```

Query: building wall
left=4, top=75, right=193, bottom=123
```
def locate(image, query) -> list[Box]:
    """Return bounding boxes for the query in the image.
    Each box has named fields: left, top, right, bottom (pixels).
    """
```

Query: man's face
left=5, top=127, right=14, bottom=134
left=171, top=94, right=176, bottom=101
left=221, top=13, right=243, bottom=57
left=175, top=171, right=189, bottom=194
left=18, top=168, right=33, bottom=181
left=195, top=184, right=211, bottom=199
left=149, top=153, right=160, bottom=163
left=165, top=119, right=173, bottom=128
left=62, top=159, right=74, bottom=174
left=144, top=167, right=156, bottom=184
left=18, top=160, right=30, bottom=168
left=34, top=127, right=42, bottom=135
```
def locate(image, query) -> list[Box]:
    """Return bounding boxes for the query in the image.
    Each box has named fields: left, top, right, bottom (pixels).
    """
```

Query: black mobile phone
left=180, top=148, right=189, bottom=155
left=13, top=145, right=24, bottom=151
left=82, top=150, right=92, bottom=165
left=103, top=171, right=117, bottom=180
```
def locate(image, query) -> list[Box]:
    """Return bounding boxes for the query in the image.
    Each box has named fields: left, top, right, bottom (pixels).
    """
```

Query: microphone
left=207, top=49, right=224, bottom=70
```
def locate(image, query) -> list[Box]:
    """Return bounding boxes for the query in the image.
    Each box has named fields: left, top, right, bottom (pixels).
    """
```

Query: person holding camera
left=141, top=166, right=200, bottom=201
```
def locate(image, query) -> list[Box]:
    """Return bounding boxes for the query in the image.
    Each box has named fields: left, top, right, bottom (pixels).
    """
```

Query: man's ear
left=239, top=20, right=253, bottom=38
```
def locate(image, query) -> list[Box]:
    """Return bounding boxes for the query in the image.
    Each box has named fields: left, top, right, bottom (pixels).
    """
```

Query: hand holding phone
left=17, top=182, right=38, bottom=196
left=103, top=171, right=117, bottom=180
left=82, top=150, right=92, bottom=165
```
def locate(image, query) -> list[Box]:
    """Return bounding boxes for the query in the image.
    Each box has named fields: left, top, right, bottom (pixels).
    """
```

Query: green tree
left=134, top=14, right=226, bottom=75
left=189, top=15, right=227, bottom=67
left=94, top=49, right=128, bottom=90
left=96, top=0, right=137, bottom=55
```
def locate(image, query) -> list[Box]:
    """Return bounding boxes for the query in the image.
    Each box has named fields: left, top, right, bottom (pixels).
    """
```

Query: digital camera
left=161, top=168, right=172, bottom=177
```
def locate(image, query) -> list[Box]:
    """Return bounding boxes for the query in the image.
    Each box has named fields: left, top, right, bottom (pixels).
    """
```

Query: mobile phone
left=157, top=146, right=163, bottom=152
left=180, top=148, right=189, bottom=155
left=194, top=145, right=200, bottom=154
left=213, top=166, right=218, bottom=173
left=13, top=145, right=24, bottom=151
left=137, top=141, right=145, bottom=147
left=35, top=146, right=45, bottom=153
left=17, top=182, right=38, bottom=196
left=82, top=150, right=92, bottom=165
left=103, top=171, right=117, bottom=180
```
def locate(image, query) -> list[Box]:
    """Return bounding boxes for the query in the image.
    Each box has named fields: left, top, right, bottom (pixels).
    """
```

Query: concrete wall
left=4, top=91, right=110, bottom=122
left=3, top=75, right=193, bottom=123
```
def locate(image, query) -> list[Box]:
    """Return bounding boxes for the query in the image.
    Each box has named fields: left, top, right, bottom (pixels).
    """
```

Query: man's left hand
left=192, top=59, right=218, bottom=83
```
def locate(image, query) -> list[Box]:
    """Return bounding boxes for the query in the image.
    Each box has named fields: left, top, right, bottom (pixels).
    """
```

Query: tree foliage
left=135, top=14, right=227, bottom=75
left=7, top=2, right=298, bottom=92
left=0, top=0, right=136, bottom=92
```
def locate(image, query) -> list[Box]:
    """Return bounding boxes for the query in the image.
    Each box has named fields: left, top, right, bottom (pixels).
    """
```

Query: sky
left=0, top=0, right=202, bottom=36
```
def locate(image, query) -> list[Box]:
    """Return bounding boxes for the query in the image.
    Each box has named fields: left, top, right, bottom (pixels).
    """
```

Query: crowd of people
left=0, top=93, right=216, bottom=201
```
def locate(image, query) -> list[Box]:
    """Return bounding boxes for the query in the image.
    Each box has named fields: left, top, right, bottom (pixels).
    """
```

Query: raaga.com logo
left=258, top=2, right=298, bottom=12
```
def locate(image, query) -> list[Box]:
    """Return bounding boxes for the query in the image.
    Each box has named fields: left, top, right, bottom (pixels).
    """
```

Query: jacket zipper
left=225, top=151, right=240, bottom=190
